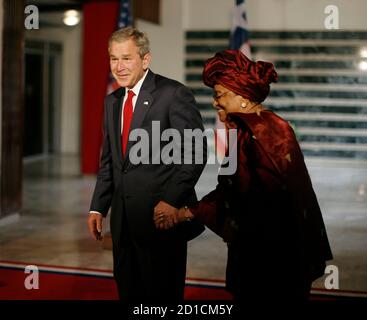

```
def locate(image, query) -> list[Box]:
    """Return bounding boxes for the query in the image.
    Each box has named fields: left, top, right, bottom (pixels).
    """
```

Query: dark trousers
left=226, top=242, right=312, bottom=305
left=113, top=231, right=187, bottom=302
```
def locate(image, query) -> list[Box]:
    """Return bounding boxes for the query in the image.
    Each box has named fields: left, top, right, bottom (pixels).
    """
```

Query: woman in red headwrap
left=154, top=50, right=333, bottom=302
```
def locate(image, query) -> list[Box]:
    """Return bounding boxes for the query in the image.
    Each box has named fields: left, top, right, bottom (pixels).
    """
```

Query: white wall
left=183, top=0, right=231, bottom=30
left=186, top=0, right=367, bottom=30
left=26, top=24, right=81, bottom=155
left=60, top=25, right=81, bottom=155
left=136, top=0, right=185, bottom=83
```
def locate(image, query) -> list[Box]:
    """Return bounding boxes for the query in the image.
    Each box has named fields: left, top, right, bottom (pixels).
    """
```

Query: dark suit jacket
left=90, top=70, right=207, bottom=246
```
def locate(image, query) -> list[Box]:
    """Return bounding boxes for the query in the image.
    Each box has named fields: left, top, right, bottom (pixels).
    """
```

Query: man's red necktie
left=121, top=90, right=135, bottom=156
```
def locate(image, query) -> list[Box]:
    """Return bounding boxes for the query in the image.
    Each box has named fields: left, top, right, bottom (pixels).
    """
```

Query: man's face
left=109, top=38, right=151, bottom=89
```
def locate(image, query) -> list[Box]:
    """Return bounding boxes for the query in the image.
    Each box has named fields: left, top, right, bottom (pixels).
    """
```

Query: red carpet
left=0, top=262, right=232, bottom=300
left=1, top=261, right=366, bottom=301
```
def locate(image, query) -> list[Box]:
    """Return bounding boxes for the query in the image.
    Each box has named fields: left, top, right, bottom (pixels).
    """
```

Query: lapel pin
left=144, top=101, right=149, bottom=106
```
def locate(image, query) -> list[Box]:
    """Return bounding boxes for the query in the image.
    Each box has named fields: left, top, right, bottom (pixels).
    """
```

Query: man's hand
left=87, top=213, right=104, bottom=241
left=153, top=201, right=179, bottom=230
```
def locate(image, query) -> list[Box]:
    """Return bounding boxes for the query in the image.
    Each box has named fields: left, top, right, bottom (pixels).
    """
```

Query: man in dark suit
left=87, top=27, right=207, bottom=301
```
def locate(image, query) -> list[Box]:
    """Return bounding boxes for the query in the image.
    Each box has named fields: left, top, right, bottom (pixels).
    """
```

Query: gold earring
left=241, top=102, right=246, bottom=108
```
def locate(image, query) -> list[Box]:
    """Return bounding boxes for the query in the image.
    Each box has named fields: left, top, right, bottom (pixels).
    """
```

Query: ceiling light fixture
left=360, top=47, right=367, bottom=58
left=63, top=10, right=80, bottom=26
left=358, top=60, right=367, bottom=71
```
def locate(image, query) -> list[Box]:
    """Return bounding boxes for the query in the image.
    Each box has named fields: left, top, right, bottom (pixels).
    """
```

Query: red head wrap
left=202, top=50, right=278, bottom=102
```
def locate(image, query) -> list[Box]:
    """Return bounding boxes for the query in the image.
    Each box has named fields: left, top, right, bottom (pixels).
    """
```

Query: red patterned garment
left=190, top=110, right=333, bottom=298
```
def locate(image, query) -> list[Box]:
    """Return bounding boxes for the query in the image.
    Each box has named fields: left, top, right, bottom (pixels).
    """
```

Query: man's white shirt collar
left=125, top=69, right=149, bottom=97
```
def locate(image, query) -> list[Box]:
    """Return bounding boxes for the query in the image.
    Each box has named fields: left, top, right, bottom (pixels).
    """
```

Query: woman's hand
left=153, top=206, right=178, bottom=230
left=153, top=201, right=178, bottom=229
left=153, top=206, right=194, bottom=229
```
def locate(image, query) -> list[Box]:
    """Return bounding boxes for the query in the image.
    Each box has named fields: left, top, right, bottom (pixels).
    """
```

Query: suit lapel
left=122, top=70, right=156, bottom=167
left=111, top=88, right=125, bottom=165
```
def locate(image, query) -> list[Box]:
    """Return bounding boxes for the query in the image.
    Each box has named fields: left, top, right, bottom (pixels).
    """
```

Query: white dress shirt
left=120, top=69, right=149, bottom=134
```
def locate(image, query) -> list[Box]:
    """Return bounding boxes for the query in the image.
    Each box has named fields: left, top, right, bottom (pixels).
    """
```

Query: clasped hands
left=153, top=201, right=193, bottom=230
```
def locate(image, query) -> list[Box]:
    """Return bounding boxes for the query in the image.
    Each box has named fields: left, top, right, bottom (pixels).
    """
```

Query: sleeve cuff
left=89, top=211, right=103, bottom=215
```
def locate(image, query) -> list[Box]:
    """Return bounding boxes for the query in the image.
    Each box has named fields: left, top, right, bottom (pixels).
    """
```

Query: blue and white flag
left=229, top=0, right=251, bottom=57
left=216, top=0, right=252, bottom=161
left=117, top=0, right=133, bottom=28
left=107, top=0, right=133, bottom=94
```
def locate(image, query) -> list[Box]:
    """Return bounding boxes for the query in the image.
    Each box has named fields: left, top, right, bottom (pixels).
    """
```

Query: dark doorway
left=24, top=53, right=43, bottom=156
left=24, top=41, right=62, bottom=157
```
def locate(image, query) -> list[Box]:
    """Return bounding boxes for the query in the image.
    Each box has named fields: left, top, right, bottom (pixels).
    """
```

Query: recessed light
left=63, top=10, right=80, bottom=26
left=360, top=47, right=367, bottom=58
left=358, top=60, right=367, bottom=71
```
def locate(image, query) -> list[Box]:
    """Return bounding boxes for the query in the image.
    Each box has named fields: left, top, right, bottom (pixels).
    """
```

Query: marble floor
left=0, top=154, right=367, bottom=296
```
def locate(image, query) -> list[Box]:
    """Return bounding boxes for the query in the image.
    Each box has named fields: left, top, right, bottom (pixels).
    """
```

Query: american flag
left=106, top=0, right=133, bottom=94
left=215, top=0, right=252, bottom=161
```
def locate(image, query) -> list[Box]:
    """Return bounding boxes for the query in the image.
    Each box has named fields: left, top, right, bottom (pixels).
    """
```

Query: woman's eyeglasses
left=213, top=91, right=231, bottom=102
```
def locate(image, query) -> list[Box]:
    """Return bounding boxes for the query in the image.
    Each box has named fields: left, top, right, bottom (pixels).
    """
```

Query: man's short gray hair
left=108, top=27, right=150, bottom=57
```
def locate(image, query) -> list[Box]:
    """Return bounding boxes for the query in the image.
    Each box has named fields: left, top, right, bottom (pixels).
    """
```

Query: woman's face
left=212, top=84, right=242, bottom=122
